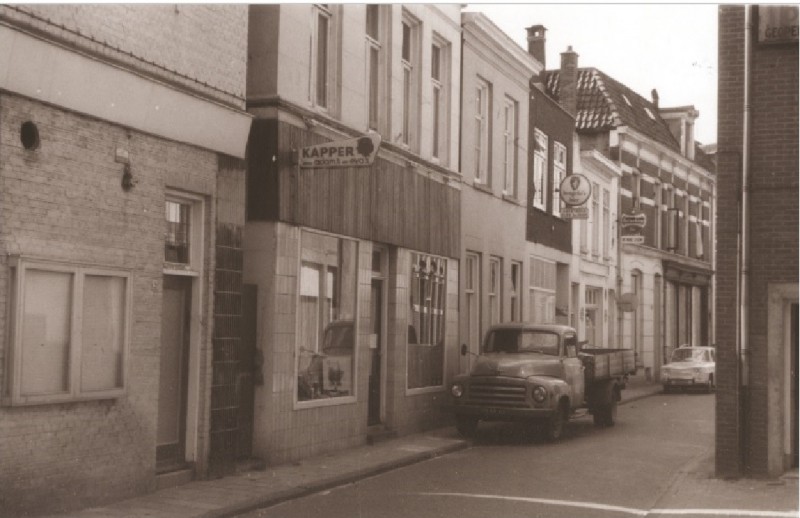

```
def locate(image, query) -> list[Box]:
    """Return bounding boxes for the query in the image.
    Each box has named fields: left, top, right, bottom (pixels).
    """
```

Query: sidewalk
left=48, top=374, right=797, bottom=518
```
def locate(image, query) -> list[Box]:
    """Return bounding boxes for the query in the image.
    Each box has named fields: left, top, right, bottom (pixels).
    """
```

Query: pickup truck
left=449, top=323, right=636, bottom=440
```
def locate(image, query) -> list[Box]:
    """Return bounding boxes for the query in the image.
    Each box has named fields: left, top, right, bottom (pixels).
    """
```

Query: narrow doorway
left=157, top=275, right=192, bottom=472
left=368, top=278, right=384, bottom=426
left=791, top=303, right=798, bottom=468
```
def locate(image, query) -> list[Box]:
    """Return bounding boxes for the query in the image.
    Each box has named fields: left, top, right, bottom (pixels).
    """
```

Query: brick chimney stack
left=526, top=25, right=547, bottom=85
left=559, top=46, right=579, bottom=117
left=651, top=89, right=660, bottom=109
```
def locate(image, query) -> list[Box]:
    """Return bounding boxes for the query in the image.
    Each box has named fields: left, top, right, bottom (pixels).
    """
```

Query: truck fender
left=529, top=376, right=571, bottom=409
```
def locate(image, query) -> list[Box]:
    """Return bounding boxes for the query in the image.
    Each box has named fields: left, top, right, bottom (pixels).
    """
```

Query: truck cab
left=450, top=323, right=632, bottom=440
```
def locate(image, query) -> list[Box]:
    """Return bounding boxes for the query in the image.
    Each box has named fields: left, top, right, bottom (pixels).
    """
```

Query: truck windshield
left=484, top=330, right=559, bottom=355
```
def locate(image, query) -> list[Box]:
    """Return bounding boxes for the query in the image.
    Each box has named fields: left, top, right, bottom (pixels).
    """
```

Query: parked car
left=661, top=346, right=715, bottom=393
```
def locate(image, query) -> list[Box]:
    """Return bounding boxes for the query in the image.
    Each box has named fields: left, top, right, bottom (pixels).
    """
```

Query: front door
left=157, top=276, right=192, bottom=472
left=368, top=278, right=384, bottom=426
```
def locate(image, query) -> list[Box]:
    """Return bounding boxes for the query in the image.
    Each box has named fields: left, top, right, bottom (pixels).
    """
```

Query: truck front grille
left=466, top=378, right=528, bottom=408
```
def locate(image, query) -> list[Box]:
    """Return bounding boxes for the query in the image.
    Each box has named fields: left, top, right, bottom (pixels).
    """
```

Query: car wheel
left=544, top=404, right=567, bottom=441
left=455, top=416, right=478, bottom=438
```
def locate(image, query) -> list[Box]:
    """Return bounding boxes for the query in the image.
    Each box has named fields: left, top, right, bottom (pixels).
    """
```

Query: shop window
left=6, top=258, right=130, bottom=405
left=408, top=253, right=446, bottom=390
left=297, top=231, right=358, bottom=402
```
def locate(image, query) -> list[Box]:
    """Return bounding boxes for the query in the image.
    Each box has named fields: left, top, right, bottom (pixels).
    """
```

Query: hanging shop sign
left=758, top=5, right=798, bottom=44
left=558, top=174, right=592, bottom=219
left=298, top=133, right=381, bottom=168
left=620, top=207, right=647, bottom=245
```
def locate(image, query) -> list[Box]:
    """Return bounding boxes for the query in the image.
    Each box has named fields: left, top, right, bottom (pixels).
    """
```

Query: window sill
left=472, top=180, right=493, bottom=194
left=502, top=193, right=521, bottom=205
left=4, top=390, right=124, bottom=407
left=294, top=394, right=357, bottom=410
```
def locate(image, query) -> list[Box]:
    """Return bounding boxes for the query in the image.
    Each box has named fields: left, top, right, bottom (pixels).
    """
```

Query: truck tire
left=593, top=399, right=617, bottom=427
left=456, top=416, right=478, bottom=438
left=544, top=403, right=568, bottom=441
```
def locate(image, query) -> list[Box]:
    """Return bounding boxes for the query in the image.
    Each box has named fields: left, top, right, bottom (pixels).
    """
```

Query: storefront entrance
left=368, top=247, right=387, bottom=427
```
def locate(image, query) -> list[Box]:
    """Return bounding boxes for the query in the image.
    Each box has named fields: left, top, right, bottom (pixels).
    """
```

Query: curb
left=204, top=440, right=470, bottom=518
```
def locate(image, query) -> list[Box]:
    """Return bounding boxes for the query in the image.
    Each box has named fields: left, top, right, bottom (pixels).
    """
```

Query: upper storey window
left=365, top=4, right=383, bottom=131
left=401, top=13, right=420, bottom=149
left=552, top=141, right=567, bottom=216
left=431, top=37, right=450, bottom=164
left=532, top=129, right=548, bottom=211
left=503, top=97, right=518, bottom=197
left=474, top=78, right=491, bottom=184
left=311, top=5, right=336, bottom=111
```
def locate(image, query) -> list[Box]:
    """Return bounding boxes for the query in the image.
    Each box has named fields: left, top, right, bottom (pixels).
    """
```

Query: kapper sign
left=299, top=133, right=381, bottom=168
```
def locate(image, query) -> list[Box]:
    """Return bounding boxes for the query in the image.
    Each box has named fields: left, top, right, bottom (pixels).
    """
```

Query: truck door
left=563, top=332, right=585, bottom=408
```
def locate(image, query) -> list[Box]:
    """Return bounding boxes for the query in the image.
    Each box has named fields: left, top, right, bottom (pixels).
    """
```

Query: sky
left=467, top=4, right=718, bottom=145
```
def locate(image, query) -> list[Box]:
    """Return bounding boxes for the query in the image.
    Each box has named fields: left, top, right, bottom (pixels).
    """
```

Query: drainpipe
left=738, top=4, right=753, bottom=473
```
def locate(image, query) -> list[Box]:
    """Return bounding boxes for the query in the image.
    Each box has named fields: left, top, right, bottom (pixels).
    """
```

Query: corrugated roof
left=546, top=67, right=682, bottom=153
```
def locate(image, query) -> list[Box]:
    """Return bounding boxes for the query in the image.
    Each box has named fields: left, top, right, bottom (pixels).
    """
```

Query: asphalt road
left=238, top=392, right=715, bottom=518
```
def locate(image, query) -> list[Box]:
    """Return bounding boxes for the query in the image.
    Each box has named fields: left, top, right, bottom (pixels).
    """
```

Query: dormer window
left=644, top=107, right=656, bottom=120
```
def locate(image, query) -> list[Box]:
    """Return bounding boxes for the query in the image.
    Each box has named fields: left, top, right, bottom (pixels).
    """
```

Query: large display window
left=296, top=231, right=358, bottom=402
left=407, top=253, right=446, bottom=390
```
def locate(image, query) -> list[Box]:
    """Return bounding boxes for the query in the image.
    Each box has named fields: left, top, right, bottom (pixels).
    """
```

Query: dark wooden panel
left=270, top=121, right=460, bottom=258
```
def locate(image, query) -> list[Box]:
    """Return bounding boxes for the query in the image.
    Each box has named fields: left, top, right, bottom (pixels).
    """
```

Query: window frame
left=295, top=229, right=359, bottom=408
left=532, top=129, right=548, bottom=211
left=474, top=77, right=491, bottom=184
left=164, top=191, right=205, bottom=276
left=407, top=252, right=448, bottom=393
left=552, top=141, right=567, bottom=216
left=365, top=4, right=383, bottom=131
left=488, top=256, right=502, bottom=325
left=430, top=36, right=449, bottom=164
left=6, top=257, right=132, bottom=406
left=311, top=4, right=334, bottom=111
left=510, top=260, right=522, bottom=322
left=465, top=252, right=481, bottom=354
left=401, top=12, right=420, bottom=149
left=591, top=181, right=600, bottom=256
left=503, top=96, right=518, bottom=197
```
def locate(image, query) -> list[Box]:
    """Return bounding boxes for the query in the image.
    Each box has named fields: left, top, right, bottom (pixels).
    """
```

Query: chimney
left=526, top=25, right=547, bottom=68
left=651, top=89, right=660, bottom=109
left=559, top=46, right=579, bottom=117
left=526, top=25, right=547, bottom=86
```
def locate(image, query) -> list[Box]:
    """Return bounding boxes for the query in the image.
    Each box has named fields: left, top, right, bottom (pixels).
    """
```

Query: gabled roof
left=545, top=67, right=681, bottom=153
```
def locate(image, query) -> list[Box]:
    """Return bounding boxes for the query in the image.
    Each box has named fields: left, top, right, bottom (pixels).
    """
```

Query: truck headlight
left=532, top=386, right=547, bottom=403
left=662, top=371, right=670, bottom=380
left=451, top=384, right=464, bottom=398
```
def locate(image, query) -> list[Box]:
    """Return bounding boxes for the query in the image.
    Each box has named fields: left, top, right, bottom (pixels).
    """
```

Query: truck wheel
left=705, top=375, right=715, bottom=393
left=456, top=416, right=478, bottom=438
left=593, top=399, right=617, bottom=427
left=544, top=405, right=567, bottom=441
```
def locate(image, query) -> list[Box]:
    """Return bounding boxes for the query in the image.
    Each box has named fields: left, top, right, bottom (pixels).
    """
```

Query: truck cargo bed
left=579, top=348, right=636, bottom=384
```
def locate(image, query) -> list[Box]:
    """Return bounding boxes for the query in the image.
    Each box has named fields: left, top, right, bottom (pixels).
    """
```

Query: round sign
left=559, top=174, right=592, bottom=206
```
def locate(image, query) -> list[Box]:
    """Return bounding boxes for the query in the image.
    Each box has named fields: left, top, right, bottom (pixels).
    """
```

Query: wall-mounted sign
left=561, top=206, right=589, bottom=219
left=559, top=174, right=592, bottom=207
left=298, top=133, right=381, bottom=168
left=617, top=293, right=638, bottom=313
left=620, top=208, right=646, bottom=245
left=758, top=5, right=799, bottom=44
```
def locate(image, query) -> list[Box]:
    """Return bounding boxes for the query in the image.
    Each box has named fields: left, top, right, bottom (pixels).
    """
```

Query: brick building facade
left=0, top=5, right=251, bottom=515
left=716, top=5, right=798, bottom=478
left=244, top=4, right=461, bottom=465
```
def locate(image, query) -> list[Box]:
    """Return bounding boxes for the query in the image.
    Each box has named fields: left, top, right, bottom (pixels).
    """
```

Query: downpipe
left=737, top=4, right=753, bottom=475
